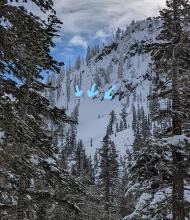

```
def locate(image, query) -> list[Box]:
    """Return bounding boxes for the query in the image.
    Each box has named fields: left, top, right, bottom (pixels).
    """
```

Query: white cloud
left=70, top=35, right=88, bottom=48
left=52, top=0, right=165, bottom=59
left=54, top=0, right=165, bottom=36
left=95, top=30, right=109, bottom=39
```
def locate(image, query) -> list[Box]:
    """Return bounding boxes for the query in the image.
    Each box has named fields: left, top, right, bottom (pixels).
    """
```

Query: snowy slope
left=47, top=17, right=162, bottom=156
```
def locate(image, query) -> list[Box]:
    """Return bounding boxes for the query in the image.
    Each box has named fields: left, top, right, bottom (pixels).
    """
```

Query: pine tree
left=93, top=150, right=100, bottom=184
left=107, top=61, right=113, bottom=77
left=119, top=120, right=124, bottom=132
left=133, top=122, right=143, bottom=150
left=149, top=1, right=190, bottom=219
left=116, top=122, right=119, bottom=133
left=107, top=110, right=117, bottom=135
left=71, top=103, right=79, bottom=123
left=120, top=107, right=128, bottom=129
left=83, top=156, right=95, bottom=185
left=115, top=28, right=122, bottom=41
left=142, top=115, right=151, bottom=140
left=118, top=155, right=130, bottom=218
left=72, top=140, right=95, bottom=185
left=125, top=137, right=173, bottom=219
left=86, top=46, right=91, bottom=65
left=79, top=69, right=82, bottom=87
left=149, top=85, right=160, bottom=119
left=66, top=64, right=71, bottom=104
left=118, top=54, right=124, bottom=79
left=94, top=68, right=102, bottom=87
left=132, top=103, right=137, bottom=132
left=99, top=135, right=119, bottom=219
left=90, top=138, right=93, bottom=148
left=72, top=140, right=84, bottom=178
left=137, top=103, right=142, bottom=122
left=75, top=55, right=81, bottom=70
left=0, top=1, right=82, bottom=219
left=56, top=65, right=65, bottom=101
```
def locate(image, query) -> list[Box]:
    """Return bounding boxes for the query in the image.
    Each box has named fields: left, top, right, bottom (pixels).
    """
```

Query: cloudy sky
left=51, top=0, right=166, bottom=66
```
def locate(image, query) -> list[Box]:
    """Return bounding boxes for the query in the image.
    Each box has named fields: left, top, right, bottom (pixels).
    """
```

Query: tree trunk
left=172, top=150, right=185, bottom=220
left=17, top=75, right=31, bottom=220
left=17, top=178, right=26, bottom=220
left=171, top=40, right=185, bottom=220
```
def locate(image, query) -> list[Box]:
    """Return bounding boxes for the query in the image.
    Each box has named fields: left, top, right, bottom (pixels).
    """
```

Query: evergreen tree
left=120, top=107, right=128, bottom=129
left=107, top=61, right=113, bottom=77
left=142, top=115, right=151, bottom=141
left=125, top=137, right=173, bottom=219
left=62, top=126, right=77, bottom=158
left=75, top=55, right=81, bottom=70
left=72, top=140, right=95, bottom=185
left=118, top=55, right=124, bottom=79
left=132, top=103, right=137, bottom=132
left=137, top=103, right=142, bottom=121
left=99, top=135, right=119, bottom=219
left=0, top=1, right=82, bottom=219
left=115, top=27, right=122, bottom=40
left=79, top=70, right=82, bottom=87
left=116, top=122, right=119, bottom=133
left=149, top=0, right=190, bottom=219
left=72, top=140, right=84, bottom=178
left=107, top=110, right=117, bottom=135
left=71, top=103, right=79, bottom=123
left=119, top=120, right=124, bottom=132
left=93, top=150, right=100, bottom=184
left=86, top=46, right=91, bottom=65
left=149, top=85, right=160, bottom=119
left=118, top=155, right=130, bottom=218
left=56, top=65, right=65, bottom=101
left=90, top=138, right=93, bottom=148
left=83, top=156, right=95, bottom=185
left=133, top=122, right=143, bottom=150
left=94, top=68, right=102, bottom=87
left=66, top=63, right=71, bottom=104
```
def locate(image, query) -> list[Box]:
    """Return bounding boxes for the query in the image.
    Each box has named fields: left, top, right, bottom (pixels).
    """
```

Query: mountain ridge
left=46, top=17, right=162, bottom=156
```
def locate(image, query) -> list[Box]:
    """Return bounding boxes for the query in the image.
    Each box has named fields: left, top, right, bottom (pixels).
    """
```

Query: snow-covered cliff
left=47, top=17, right=162, bottom=156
